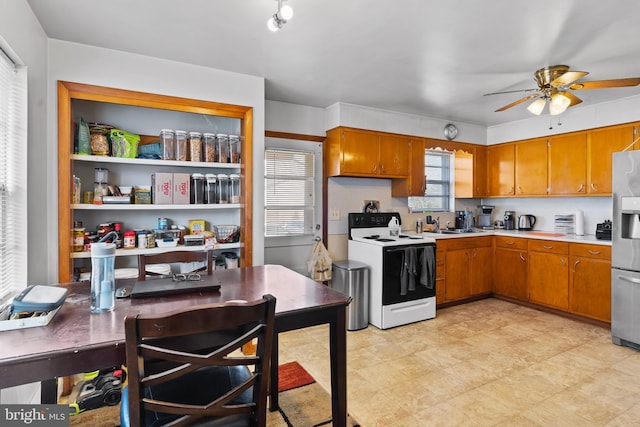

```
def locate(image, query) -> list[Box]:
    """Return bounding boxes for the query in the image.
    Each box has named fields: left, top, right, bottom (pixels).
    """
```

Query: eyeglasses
left=172, top=272, right=201, bottom=282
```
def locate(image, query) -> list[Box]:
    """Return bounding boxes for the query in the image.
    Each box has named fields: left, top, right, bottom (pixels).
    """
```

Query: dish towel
left=400, top=248, right=418, bottom=295
left=419, top=246, right=435, bottom=289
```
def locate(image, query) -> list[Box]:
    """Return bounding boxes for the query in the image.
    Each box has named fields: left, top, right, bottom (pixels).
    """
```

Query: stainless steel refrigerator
left=612, top=151, right=640, bottom=349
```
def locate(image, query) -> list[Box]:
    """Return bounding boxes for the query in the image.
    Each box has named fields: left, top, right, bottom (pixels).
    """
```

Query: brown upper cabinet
left=326, top=127, right=410, bottom=178
left=487, top=143, right=515, bottom=196
left=588, top=123, right=636, bottom=195
left=515, top=138, right=548, bottom=196
left=473, top=145, right=488, bottom=198
left=391, top=137, right=425, bottom=197
left=547, top=132, right=588, bottom=195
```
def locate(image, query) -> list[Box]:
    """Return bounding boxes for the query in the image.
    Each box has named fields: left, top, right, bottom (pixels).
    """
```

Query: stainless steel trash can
left=330, top=260, right=369, bottom=331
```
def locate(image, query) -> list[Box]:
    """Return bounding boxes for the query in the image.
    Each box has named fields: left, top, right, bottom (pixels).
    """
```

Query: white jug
left=388, top=217, right=400, bottom=238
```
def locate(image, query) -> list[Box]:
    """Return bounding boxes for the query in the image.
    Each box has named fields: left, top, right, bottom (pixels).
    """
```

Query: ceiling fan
left=485, top=65, right=640, bottom=115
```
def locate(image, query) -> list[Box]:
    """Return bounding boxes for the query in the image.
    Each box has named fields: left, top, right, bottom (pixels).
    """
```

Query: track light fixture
left=268, top=0, right=293, bottom=32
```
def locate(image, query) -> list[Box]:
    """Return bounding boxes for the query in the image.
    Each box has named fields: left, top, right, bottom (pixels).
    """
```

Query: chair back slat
left=124, top=294, right=275, bottom=427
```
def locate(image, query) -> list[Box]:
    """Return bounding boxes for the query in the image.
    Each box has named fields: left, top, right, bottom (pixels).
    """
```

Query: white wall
left=46, top=40, right=266, bottom=278
left=265, top=100, right=326, bottom=136
left=0, top=0, right=49, bottom=405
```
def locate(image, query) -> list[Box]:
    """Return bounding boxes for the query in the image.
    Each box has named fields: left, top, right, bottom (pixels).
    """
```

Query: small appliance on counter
left=477, top=205, right=495, bottom=229
left=504, top=211, right=516, bottom=230
left=596, top=220, right=612, bottom=240
left=518, top=214, right=536, bottom=231
left=454, top=210, right=466, bottom=229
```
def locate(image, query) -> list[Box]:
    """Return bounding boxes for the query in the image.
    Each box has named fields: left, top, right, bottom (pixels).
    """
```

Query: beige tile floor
left=277, top=298, right=640, bottom=427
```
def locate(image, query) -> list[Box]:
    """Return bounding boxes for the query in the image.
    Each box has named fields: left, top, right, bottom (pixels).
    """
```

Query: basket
left=214, top=225, right=240, bottom=243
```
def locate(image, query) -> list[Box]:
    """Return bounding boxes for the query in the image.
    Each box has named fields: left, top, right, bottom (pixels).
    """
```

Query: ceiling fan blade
left=551, top=71, right=588, bottom=87
left=562, top=91, right=582, bottom=107
left=495, top=94, right=540, bottom=112
left=569, top=78, right=640, bottom=90
left=484, top=88, right=538, bottom=96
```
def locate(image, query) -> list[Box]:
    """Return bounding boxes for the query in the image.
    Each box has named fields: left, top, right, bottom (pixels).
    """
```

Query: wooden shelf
left=70, top=243, right=242, bottom=259
left=71, top=154, right=241, bottom=169
left=72, top=203, right=241, bottom=211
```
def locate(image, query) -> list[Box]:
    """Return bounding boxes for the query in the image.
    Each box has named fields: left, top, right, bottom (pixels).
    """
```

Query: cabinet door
left=378, top=134, right=410, bottom=177
left=548, top=133, right=587, bottom=195
left=515, top=138, right=547, bottom=196
left=444, top=249, right=470, bottom=301
left=340, top=128, right=380, bottom=175
left=454, top=150, right=474, bottom=198
left=494, top=248, right=528, bottom=300
left=473, top=145, right=488, bottom=198
left=528, top=251, right=569, bottom=309
left=470, top=246, right=493, bottom=295
left=569, top=256, right=611, bottom=322
left=588, top=124, right=635, bottom=194
left=391, top=138, right=425, bottom=196
left=435, top=247, right=446, bottom=304
left=487, top=144, right=515, bottom=196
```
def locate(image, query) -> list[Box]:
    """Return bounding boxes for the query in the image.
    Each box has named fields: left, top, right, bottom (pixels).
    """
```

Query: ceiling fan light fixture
left=549, top=92, right=571, bottom=115
left=268, top=0, right=293, bottom=31
left=527, top=98, right=546, bottom=115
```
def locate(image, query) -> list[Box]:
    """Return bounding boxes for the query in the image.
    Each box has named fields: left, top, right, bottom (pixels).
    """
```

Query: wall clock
left=444, top=123, right=458, bottom=141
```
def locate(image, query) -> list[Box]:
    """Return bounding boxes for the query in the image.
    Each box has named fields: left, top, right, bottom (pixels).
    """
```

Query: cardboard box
left=152, top=172, right=173, bottom=204
left=173, top=173, right=190, bottom=205
left=0, top=307, right=61, bottom=331
left=189, top=219, right=206, bottom=235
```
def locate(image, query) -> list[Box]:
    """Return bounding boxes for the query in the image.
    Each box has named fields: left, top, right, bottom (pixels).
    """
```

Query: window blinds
left=264, top=148, right=315, bottom=236
left=0, top=47, right=27, bottom=306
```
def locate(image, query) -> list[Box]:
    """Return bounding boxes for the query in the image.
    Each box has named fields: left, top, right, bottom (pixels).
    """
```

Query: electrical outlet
left=330, top=209, right=340, bottom=220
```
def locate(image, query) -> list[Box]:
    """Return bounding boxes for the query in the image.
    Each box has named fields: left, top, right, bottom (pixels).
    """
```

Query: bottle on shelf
left=203, top=133, right=217, bottom=162
left=217, top=134, right=229, bottom=163
left=229, top=135, right=240, bottom=163
left=217, top=173, right=229, bottom=204
left=190, top=173, right=206, bottom=204
left=205, top=173, right=218, bottom=204
left=189, top=131, right=202, bottom=162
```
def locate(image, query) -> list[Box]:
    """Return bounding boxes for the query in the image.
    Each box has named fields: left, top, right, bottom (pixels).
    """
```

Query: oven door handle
left=385, top=245, right=434, bottom=253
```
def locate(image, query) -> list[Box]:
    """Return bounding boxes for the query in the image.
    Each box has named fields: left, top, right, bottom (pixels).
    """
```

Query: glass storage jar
left=216, top=133, right=229, bottom=163
left=217, top=173, right=229, bottom=204
left=229, top=135, right=240, bottom=163
left=190, top=173, right=206, bottom=204
left=205, top=173, right=218, bottom=204
left=160, top=129, right=175, bottom=160
left=203, top=133, right=217, bottom=162
left=189, top=132, right=202, bottom=162
left=175, top=130, right=188, bottom=161
left=229, top=174, right=241, bottom=204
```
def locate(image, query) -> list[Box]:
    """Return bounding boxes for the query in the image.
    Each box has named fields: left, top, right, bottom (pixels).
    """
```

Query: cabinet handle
left=510, top=186, right=515, bottom=195
left=371, top=163, right=378, bottom=173
left=519, top=253, right=526, bottom=262
left=617, top=274, right=640, bottom=284
left=560, top=257, right=567, bottom=267
left=572, top=260, right=580, bottom=272
left=505, top=241, right=515, bottom=245
left=518, top=186, right=523, bottom=194
left=380, top=163, right=385, bottom=173
left=591, top=183, right=598, bottom=192
left=543, top=245, right=553, bottom=249
left=577, top=183, right=584, bottom=193
left=588, top=250, right=601, bottom=255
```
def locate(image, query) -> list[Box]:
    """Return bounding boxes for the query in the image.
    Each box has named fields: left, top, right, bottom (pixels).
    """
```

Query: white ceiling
left=26, top=0, right=640, bottom=127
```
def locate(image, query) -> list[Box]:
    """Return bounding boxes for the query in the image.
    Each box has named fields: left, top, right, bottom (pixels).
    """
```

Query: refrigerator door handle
left=617, top=274, right=640, bottom=285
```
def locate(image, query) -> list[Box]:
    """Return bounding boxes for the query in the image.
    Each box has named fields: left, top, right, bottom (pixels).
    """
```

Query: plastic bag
left=307, top=240, right=332, bottom=281
left=77, top=118, right=91, bottom=155
left=109, top=129, right=140, bottom=158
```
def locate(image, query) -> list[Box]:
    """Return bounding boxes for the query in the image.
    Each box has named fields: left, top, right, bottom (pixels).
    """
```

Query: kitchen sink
left=431, top=229, right=484, bottom=234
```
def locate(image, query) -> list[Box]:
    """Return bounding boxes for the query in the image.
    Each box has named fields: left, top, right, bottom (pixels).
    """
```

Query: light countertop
left=411, top=229, right=611, bottom=246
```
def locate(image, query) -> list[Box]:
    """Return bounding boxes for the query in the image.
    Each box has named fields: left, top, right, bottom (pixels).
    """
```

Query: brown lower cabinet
left=528, top=240, right=570, bottom=310
left=569, top=243, right=612, bottom=322
left=438, top=236, right=493, bottom=303
left=439, top=236, right=611, bottom=323
left=493, top=237, right=528, bottom=300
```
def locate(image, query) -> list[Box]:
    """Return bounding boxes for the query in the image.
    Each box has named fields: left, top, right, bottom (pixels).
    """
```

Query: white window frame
left=264, top=148, right=316, bottom=237
left=408, top=150, right=454, bottom=212
left=0, top=44, right=28, bottom=310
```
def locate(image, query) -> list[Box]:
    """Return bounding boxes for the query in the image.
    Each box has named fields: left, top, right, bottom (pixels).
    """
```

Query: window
left=0, top=46, right=27, bottom=307
left=264, top=148, right=315, bottom=236
left=408, top=150, right=453, bottom=212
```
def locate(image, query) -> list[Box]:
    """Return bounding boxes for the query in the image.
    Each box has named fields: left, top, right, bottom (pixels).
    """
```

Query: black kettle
left=518, top=214, right=536, bottom=231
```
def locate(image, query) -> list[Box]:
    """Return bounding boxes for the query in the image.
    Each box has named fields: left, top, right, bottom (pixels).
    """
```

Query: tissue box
left=173, top=173, right=190, bottom=205
left=152, top=172, right=173, bottom=204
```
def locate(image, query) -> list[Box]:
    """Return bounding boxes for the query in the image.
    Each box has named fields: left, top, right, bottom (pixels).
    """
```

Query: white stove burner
left=350, top=227, right=435, bottom=247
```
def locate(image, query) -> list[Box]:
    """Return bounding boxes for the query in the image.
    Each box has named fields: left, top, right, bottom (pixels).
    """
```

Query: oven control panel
left=349, top=212, right=402, bottom=228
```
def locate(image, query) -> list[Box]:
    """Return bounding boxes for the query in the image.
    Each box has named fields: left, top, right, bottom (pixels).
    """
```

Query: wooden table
left=0, top=265, right=350, bottom=427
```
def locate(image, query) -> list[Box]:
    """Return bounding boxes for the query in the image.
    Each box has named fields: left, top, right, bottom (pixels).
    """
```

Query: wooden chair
left=120, top=294, right=276, bottom=427
left=137, top=250, right=214, bottom=280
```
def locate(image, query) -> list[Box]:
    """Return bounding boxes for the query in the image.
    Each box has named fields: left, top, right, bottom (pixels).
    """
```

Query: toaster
left=596, top=220, right=612, bottom=240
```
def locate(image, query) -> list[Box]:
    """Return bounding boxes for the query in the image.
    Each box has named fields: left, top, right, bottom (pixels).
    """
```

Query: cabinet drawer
left=444, top=236, right=492, bottom=251
left=569, top=243, right=611, bottom=260
left=528, top=239, right=568, bottom=254
left=495, top=236, right=527, bottom=250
